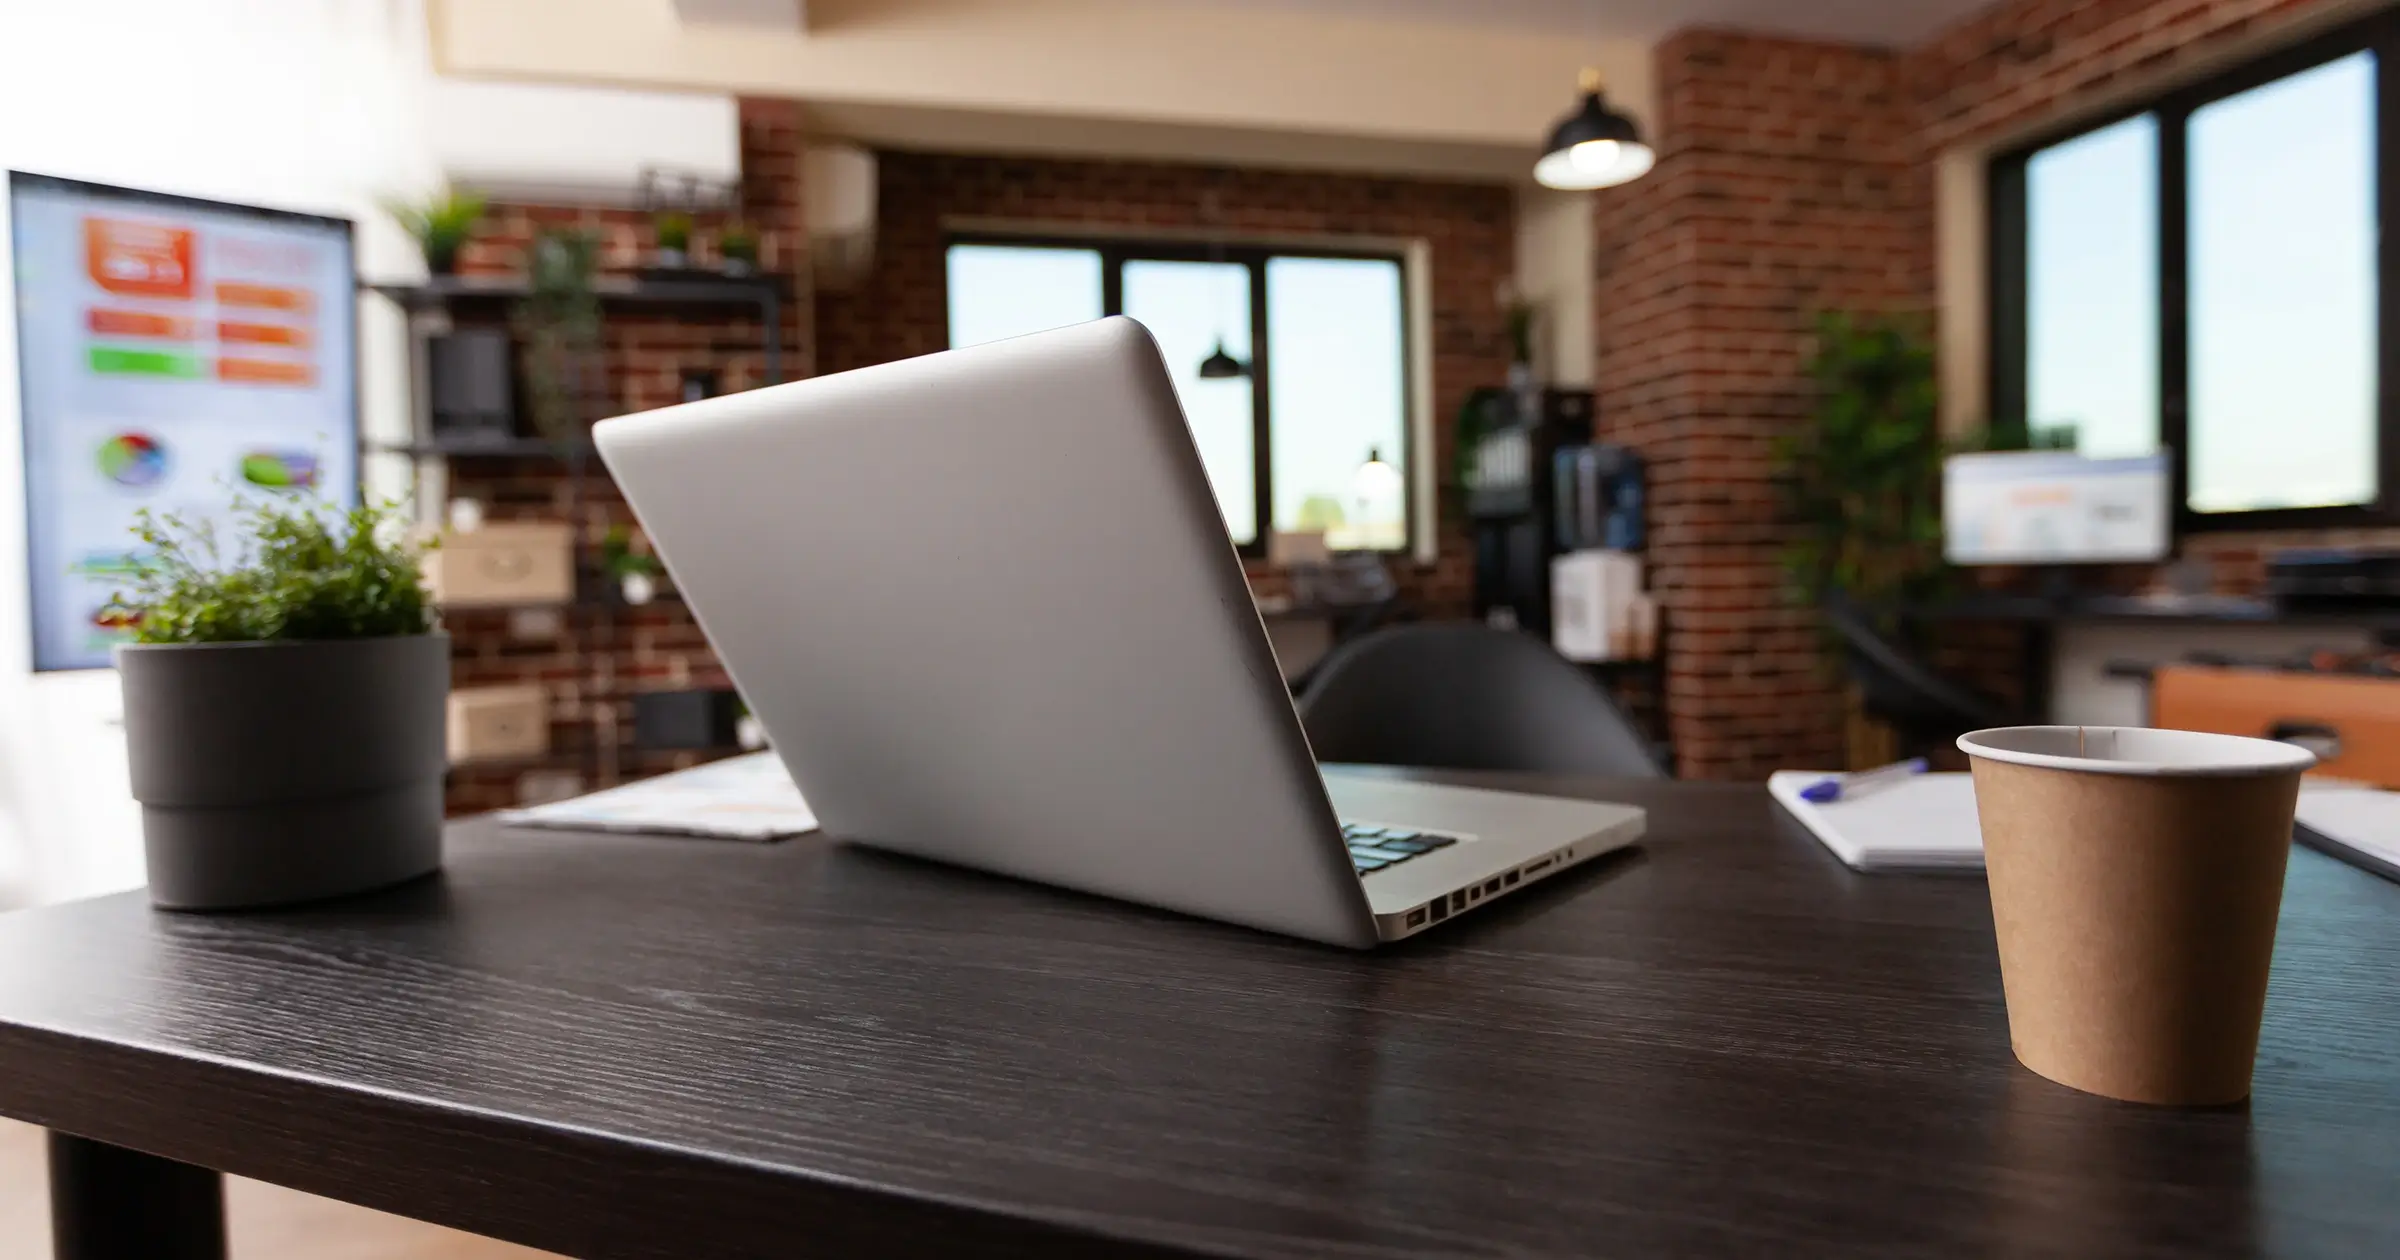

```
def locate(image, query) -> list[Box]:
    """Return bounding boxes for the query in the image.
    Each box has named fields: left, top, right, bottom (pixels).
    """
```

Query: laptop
left=593, top=317, right=1646, bottom=947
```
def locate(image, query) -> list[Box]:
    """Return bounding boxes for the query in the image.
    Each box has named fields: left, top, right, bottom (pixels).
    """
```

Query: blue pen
left=1801, top=757, right=1928, bottom=804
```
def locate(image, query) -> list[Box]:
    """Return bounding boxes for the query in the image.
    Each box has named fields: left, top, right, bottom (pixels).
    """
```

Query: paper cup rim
left=1957, top=725, right=2316, bottom=777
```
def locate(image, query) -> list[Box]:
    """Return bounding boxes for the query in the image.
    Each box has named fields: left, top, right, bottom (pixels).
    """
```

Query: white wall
left=0, top=0, right=441, bottom=905
left=1513, top=185, right=1595, bottom=387
left=432, top=0, right=1652, bottom=182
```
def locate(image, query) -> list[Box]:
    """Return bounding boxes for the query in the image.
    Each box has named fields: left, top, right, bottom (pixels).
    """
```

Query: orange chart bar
left=86, top=308, right=194, bottom=340
left=216, top=357, right=313, bottom=386
left=213, top=282, right=313, bottom=313
left=215, top=319, right=311, bottom=349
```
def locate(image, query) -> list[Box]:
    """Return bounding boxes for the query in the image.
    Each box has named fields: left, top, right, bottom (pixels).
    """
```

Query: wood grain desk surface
left=1, top=770, right=2396, bottom=1260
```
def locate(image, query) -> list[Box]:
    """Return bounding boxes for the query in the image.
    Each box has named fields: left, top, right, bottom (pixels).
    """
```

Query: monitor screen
left=1943, top=451, right=2171, bottom=566
left=10, top=172, right=358, bottom=670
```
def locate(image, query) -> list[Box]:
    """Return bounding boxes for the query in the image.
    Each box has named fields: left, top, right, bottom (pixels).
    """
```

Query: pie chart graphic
left=96, top=433, right=169, bottom=488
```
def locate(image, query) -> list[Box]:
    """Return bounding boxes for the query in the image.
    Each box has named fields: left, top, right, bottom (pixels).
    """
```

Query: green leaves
left=107, top=497, right=435, bottom=645
left=1777, top=312, right=1949, bottom=613
left=385, top=189, right=486, bottom=272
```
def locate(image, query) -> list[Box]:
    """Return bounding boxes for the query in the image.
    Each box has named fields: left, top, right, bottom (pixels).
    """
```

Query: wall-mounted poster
left=10, top=172, right=358, bottom=670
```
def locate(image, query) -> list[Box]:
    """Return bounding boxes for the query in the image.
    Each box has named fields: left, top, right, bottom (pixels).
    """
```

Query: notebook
left=500, top=752, right=818, bottom=842
left=2295, top=782, right=2400, bottom=884
left=1767, top=771, right=1984, bottom=872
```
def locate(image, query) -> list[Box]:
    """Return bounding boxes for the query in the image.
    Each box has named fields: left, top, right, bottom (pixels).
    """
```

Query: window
left=944, top=237, right=1412, bottom=552
left=1990, top=17, right=2400, bottom=528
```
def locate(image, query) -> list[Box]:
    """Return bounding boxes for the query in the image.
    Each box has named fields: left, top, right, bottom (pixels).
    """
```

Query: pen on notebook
left=1801, top=757, right=1928, bottom=804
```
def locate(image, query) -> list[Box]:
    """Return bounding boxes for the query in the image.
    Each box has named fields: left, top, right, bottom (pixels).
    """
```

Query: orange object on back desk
left=2153, top=665, right=2400, bottom=788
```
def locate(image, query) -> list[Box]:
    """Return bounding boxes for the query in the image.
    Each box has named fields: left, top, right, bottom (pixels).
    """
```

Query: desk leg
left=47, top=1131, right=225, bottom=1260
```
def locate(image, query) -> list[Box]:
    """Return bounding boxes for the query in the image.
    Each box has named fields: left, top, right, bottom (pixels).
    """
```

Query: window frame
left=1988, top=11, right=2400, bottom=532
left=944, top=231, right=1415, bottom=558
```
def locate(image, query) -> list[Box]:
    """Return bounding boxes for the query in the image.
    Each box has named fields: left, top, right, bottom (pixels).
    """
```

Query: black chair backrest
left=1821, top=592, right=2012, bottom=735
left=1295, top=623, right=1666, bottom=778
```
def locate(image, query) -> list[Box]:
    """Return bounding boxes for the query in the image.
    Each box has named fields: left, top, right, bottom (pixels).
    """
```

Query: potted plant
left=653, top=210, right=694, bottom=268
left=601, top=524, right=666, bottom=605
left=108, top=496, right=448, bottom=910
left=513, top=229, right=602, bottom=444
left=717, top=220, right=760, bottom=276
left=387, top=188, right=486, bottom=276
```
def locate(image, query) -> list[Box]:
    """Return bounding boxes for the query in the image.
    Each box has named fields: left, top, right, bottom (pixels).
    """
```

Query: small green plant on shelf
left=385, top=188, right=486, bottom=275
left=105, top=496, right=436, bottom=644
left=653, top=210, right=694, bottom=263
left=717, top=220, right=760, bottom=274
left=602, top=524, right=665, bottom=605
left=1774, top=311, right=1949, bottom=616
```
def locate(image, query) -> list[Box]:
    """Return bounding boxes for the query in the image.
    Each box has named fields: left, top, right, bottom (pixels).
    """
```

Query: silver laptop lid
left=595, top=318, right=1380, bottom=946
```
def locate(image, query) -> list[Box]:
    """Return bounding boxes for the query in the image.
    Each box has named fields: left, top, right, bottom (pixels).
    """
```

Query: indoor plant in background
left=1775, top=311, right=1950, bottom=616
left=653, top=209, right=694, bottom=269
left=108, top=496, right=448, bottom=910
left=514, top=228, right=603, bottom=445
left=387, top=187, right=486, bottom=276
left=717, top=220, right=760, bottom=276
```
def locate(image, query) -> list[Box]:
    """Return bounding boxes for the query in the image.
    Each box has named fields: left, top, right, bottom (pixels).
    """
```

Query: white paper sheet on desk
left=499, top=752, right=817, bottom=841
left=1768, top=771, right=1984, bottom=872
left=2296, top=781, right=2400, bottom=872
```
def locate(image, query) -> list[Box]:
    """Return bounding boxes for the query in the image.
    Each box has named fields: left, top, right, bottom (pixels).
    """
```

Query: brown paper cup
left=1958, top=726, right=2314, bottom=1106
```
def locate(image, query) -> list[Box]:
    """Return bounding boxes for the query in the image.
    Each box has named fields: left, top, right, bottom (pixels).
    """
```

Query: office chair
left=1822, top=592, right=2017, bottom=753
left=1295, top=622, right=1667, bottom=778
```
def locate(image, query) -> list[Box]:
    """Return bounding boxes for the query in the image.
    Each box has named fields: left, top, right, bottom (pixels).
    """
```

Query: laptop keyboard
left=1343, top=822, right=1462, bottom=874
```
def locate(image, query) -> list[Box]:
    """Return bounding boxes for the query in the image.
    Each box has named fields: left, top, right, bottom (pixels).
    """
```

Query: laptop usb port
left=1483, top=878, right=1502, bottom=895
left=1525, top=857, right=1551, bottom=874
left=1406, top=908, right=1427, bottom=927
left=1428, top=900, right=1449, bottom=923
left=1504, top=871, right=1520, bottom=887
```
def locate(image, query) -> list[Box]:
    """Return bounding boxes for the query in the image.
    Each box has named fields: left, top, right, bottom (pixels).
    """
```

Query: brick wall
left=815, top=150, right=1517, bottom=616
left=1905, top=0, right=2400, bottom=591
left=1590, top=31, right=1917, bottom=780
left=436, top=99, right=810, bottom=814
left=1595, top=0, right=2389, bottom=778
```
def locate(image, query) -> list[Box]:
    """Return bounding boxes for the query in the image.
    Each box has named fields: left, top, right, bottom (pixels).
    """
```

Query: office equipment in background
left=1551, top=442, right=1646, bottom=552
left=1550, top=549, right=1650, bottom=662
left=2296, top=781, right=2400, bottom=884
left=427, top=329, right=515, bottom=445
left=632, top=688, right=744, bottom=750
left=598, top=318, right=1645, bottom=947
left=1298, top=622, right=1664, bottom=778
left=2268, top=548, right=2400, bottom=614
left=10, top=171, right=360, bottom=670
left=2153, top=663, right=2400, bottom=787
left=1467, top=386, right=1593, bottom=636
left=1944, top=451, right=2171, bottom=566
left=501, top=751, right=817, bottom=841
left=1825, top=592, right=2019, bottom=755
left=1769, top=770, right=1984, bottom=871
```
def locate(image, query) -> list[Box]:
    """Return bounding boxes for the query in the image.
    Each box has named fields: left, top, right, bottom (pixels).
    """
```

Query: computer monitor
left=9, top=172, right=359, bottom=670
left=1943, top=451, right=2171, bottom=566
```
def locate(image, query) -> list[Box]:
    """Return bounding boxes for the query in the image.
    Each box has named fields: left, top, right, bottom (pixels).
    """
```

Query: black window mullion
left=1986, top=155, right=2029, bottom=447
left=1101, top=246, right=1124, bottom=317
left=2159, top=101, right=2193, bottom=527
left=1246, top=251, right=1273, bottom=548
left=2378, top=28, right=2400, bottom=515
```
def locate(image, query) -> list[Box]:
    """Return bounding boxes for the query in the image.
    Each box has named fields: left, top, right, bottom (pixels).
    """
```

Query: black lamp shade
left=1535, top=85, right=1656, bottom=191
left=1198, top=341, right=1247, bottom=379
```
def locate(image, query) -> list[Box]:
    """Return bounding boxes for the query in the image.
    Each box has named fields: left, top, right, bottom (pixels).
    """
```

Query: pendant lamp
left=1534, top=68, right=1655, bottom=191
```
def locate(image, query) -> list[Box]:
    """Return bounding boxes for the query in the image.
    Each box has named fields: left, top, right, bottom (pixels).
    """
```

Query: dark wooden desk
left=2, top=772, right=2397, bottom=1259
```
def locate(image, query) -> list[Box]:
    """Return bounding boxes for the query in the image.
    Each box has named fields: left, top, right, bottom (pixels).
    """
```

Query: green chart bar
left=89, top=347, right=205, bottom=378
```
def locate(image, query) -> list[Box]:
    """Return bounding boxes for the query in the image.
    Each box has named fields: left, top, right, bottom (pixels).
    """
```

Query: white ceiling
left=1197, top=0, right=1993, bottom=46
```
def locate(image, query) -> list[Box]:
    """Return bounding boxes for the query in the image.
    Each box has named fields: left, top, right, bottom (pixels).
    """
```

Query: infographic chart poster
left=10, top=173, right=357, bottom=670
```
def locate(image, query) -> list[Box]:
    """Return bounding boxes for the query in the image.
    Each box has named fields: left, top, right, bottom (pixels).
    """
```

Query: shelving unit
left=361, top=270, right=787, bottom=809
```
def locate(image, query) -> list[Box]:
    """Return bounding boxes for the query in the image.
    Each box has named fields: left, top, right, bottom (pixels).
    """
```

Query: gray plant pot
left=117, top=634, right=450, bottom=911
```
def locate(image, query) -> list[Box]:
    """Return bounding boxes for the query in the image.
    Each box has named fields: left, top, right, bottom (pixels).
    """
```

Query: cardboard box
left=1550, top=549, right=1643, bottom=662
left=422, top=522, right=575, bottom=607
left=447, top=685, right=550, bottom=763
